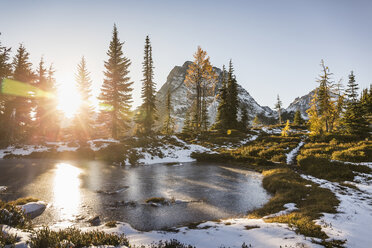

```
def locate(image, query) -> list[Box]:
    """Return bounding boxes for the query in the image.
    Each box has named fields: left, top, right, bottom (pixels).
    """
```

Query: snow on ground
left=0, top=145, right=49, bottom=159
left=301, top=174, right=372, bottom=248
left=19, top=201, right=47, bottom=219
left=137, top=136, right=214, bottom=165
left=1, top=225, right=31, bottom=248
left=263, top=203, right=298, bottom=219
left=331, top=160, right=372, bottom=169
left=94, top=217, right=319, bottom=248
left=261, top=127, right=281, bottom=135
left=286, top=141, right=305, bottom=164
left=0, top=142, right=80, bottom=158
left=88, top=138, right=120, bottom=151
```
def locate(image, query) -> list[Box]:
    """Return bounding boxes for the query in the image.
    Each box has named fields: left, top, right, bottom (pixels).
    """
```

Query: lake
left=0, top=159, right=270, bottom=231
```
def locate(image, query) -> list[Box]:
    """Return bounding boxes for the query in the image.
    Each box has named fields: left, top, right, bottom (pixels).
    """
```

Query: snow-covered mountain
left=283, top=90, right=315, bottom=119
left=155, top=61, right=275, bottom=130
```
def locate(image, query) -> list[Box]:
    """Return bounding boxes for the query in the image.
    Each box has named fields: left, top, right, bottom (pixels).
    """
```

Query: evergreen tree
left=99, top=25, right=133, bottom=139
left=293, top=110, right=304, bottom=126
left=0, top=34, right=12, bottom=81
left=226, top=60, right=239, bottom=129
left=74, top=56, right=95, bottom=142
left=34, top=57, right=48, bottom=138
left=200, top=91, right=209, bottom=131
left=138, top=35, right=157, bottom=135
left=184, top=46, right=216, bottom=133
left=345, top=71, right=358, bottom=103
left=240, top=107, right=249, bottom=131
left=275, top=94, right=282, bottom=125
left=0, top=35, right=12, bottom=144
left=214, top=65, right=229, bottom=131
left=342, top=72, right=369, bottom=137
left=182, top=109, right=192, bottom=134
left=44, top=64, right=60, bottom=140
left=4, top=44, right=35, bottom=143
left=162, top=89, right=174, bottom=135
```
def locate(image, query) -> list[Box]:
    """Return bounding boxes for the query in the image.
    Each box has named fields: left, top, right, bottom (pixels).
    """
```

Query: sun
left=57, top=84, right=82, bottom=119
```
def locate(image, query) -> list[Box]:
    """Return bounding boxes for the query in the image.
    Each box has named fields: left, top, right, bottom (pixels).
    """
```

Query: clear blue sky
left=1, top=0, right=371, bottom=108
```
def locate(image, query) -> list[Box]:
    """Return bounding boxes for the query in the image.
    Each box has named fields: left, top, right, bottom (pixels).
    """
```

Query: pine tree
left=293, top=110, right=304, bottom=126
left=0, top=34, right=12, bottom=144
left=342, top=72, right=369, bottom=137
left=214, top=65, right=229, bottom=131
left=184, top=46, right=216, bottom=133
left=226, top=60, right=239, bottom=129
left=275, top=94, right=282, bottom=125
left=74, top=56, right=95, bottom=142
left=34, top=57, right=48, bottom=139
left=162, top=89, right=174, bottom=135
left=5, top=44, right=35, bottom=143
left=200, top=91, right=209, bottom=132
left=44, top=64, right=60, bottom=140
left=99, top=25, right=133, bottom=139
left=240, top=107, right=249, bottom=131
left=138, top=35, right=157, bottom=135
left=182, top=110, right=192, bottom=134
left=345, top=71, right=358, bottom=103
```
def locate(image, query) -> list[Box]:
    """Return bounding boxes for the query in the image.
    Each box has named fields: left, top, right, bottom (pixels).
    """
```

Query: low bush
left=0, top=201, right=30, bottom=229
left=251, top=168, right=339, bottom=240
left=331, top=143, right=372, bottom=162
left=0, top=229, right=19, bottom=247
left=28, top=227, right=129, bottom=248
left=147, top=239, right=195, bottom=248
left=297, top=156, right=355, bottom=182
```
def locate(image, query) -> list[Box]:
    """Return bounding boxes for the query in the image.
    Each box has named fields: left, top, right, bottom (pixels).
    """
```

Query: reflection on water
left=53, top=163, right=81, bottom=221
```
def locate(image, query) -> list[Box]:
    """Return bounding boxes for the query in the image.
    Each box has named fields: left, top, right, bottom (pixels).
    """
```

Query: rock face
left=284, top=90, right=315, bottom=119
left=155, top=61, right=276, bottom=131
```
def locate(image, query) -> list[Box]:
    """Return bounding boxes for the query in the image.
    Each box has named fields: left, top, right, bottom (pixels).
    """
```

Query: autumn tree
left=317, top=60, right=334, bottom=132
left=74, top=56, right=95, bottom=142
left=99, top=25, right=133, bottom=139
left=184, top=46, right=216, bottom=133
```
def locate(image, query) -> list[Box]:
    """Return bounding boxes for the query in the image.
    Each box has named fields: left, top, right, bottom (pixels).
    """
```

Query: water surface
left=0, top=159, right=270, bottom=231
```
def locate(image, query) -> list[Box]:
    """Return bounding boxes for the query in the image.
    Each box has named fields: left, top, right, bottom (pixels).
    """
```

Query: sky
left=1, top=0, right=372, bottom=109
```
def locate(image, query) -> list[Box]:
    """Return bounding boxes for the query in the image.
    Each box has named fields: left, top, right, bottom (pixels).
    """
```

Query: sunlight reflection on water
left=53, top=163, right=81, bottom=221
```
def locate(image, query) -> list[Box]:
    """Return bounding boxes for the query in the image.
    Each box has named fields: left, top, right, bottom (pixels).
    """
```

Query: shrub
left=331, top=144, right=372, bottom=162
left=297, top=156, right=355, bottom=182
left=148, top=239, right=195, bottom=248
left=0, top=229, right=19, bottom=247
left=0, top=201, right=30, bottom=228
left=28, top=227, right=129, bottom=248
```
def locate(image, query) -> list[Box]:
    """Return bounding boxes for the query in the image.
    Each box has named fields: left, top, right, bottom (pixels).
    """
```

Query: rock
left=19, top=201, right=46, bottom=219
left=88, top=216, right=101, bottom=226
left=0, top=186, right=7, bottom=192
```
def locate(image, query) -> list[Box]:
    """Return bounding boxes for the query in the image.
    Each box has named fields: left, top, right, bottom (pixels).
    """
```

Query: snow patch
left=300, top=174, right=372, bottom=248
left=286, top=141, right=304, bottom=164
